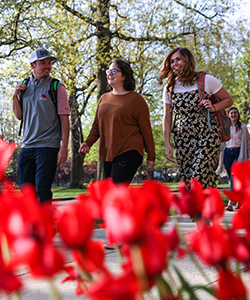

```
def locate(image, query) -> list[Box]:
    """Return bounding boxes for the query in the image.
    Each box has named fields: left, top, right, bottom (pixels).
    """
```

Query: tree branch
left=55, top=0, right=96, bottom=26
left=80, top=84, right=97, bottom=116
left=112, top=30, right=198, bottom=44
left=173, top=0, right=218, bottom=19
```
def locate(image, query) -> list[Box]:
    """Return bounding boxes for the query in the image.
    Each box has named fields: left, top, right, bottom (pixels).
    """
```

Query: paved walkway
left=14, top=208, right=250, bottom=300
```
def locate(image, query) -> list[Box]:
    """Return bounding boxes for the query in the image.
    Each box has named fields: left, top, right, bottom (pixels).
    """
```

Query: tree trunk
left=96, top=0, right=112, bottom=180
left=69, top=92, right=85, bottom=188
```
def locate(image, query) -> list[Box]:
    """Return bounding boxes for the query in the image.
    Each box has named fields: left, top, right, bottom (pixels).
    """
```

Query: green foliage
left=152, top=123, right=177, bottom=171
left=227, top=40, right=250, bottom=124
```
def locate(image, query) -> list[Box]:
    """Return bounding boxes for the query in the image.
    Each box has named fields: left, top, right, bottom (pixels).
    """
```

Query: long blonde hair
left=158, top=47, right=197, bottom=92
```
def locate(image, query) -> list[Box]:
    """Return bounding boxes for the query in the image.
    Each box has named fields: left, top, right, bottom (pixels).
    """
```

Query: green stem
left=156, top=275, right=174, bottom=299
left=12, top=292, right=21, bottom=300
left=172, top=215, right=212, bottom=283
left=115, top=245, right=124, bottom=265
left=1, top=234, right=11, bottom=263
left=74, top=263, right=92, bottom=282
left=129, top=245, right=149, bottom=298
left=78, top=280, right=95, bottom=300
left=165, top=264, right=179, bottom=287
left=49, top=279, right=62, bottom=300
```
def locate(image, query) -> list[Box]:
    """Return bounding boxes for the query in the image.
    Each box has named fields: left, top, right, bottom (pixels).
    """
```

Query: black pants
left=17, top=147, right=59, bottom=202
left=104, top=150, right=143, bottom=185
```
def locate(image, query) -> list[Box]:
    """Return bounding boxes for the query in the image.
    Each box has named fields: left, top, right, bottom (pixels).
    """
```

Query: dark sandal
left=226, top=205, right=233, bottom=211
left=103, top=242, right=115, bottom=250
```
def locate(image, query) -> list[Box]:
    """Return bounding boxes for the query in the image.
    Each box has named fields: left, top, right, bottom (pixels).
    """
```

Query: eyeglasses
left=105, top=68, right=122, bottom=75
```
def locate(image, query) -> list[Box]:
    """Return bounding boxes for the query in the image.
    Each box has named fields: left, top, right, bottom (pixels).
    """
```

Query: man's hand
left=13, top=82, right=27, bottom=98
left=12, top=83, right=27, bottom=120
left=57, top=146, right=68, bottom=165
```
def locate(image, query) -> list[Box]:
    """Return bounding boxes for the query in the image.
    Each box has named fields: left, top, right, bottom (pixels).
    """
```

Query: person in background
left=216, top=107, right=250, bottom=211
left=158, top=47, right=233, bottom=189
left=79, top=58, right=155, bottom=185
left=12, top=48, right=70, bottom=202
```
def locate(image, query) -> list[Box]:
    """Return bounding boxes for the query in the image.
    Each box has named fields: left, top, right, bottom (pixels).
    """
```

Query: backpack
left=197, top=72, right=231, bottom=143
left=168, top=72, right=231, bottom=143
left=19, top=77, right=60, bottom=136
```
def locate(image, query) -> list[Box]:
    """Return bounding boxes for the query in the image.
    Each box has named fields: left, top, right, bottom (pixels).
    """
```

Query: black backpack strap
left=48, top=78, right=61, bottom=129
left=48, top=78, right=59, bottom=111
left=19, top=77, right=30, bottom=104
left=18, top=120, right=23, bottom=136
left=19, top=77, right=30, bottom=136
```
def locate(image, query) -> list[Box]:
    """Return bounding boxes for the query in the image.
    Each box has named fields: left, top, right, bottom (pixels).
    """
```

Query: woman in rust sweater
left=79, top=58, right=155, bottom=185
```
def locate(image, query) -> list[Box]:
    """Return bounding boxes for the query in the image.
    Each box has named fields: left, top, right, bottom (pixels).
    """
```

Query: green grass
left=52, top=182, right=230, bottom=200
left=52, top=187, right=87, bottom=199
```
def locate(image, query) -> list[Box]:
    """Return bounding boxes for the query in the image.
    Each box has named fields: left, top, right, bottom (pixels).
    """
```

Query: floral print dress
left=172, top=89, right=221, bottom=189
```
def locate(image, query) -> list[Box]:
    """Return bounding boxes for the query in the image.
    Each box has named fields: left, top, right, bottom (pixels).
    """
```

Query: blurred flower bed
left=0, top=138, right=250, bottom=300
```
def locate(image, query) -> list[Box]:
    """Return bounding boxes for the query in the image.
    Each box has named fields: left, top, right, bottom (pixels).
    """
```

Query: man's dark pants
left=17, top=147, right=59, bottom=202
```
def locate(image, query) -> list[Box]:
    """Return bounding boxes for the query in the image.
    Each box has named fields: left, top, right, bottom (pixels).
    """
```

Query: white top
left=226, top=125, right=242, bottom=148
left=162, top=74, right=223, bottom=104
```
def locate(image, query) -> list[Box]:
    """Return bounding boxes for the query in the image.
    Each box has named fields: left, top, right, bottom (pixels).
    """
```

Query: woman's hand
left=165, top=145, right=175, bottom=162
left=147, top=160, right=155, bottom=171
left=78, top=142, right=90, bottom=153
left=200, top=99, right=215, bottom=112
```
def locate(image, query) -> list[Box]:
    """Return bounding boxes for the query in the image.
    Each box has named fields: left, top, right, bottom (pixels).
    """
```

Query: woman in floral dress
left=159, top=47, right=233, bottom=189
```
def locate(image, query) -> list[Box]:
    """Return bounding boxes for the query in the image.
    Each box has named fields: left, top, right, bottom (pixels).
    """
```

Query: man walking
left=12, top=48, right=70, bottom=202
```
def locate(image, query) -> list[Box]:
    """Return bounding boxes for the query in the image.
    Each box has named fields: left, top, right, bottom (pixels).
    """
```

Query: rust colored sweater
left=85, top=91, right=155, bottom=162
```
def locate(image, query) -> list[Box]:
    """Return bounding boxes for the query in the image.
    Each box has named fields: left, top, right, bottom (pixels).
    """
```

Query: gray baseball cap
left=30, top=48, right=57, bottom=63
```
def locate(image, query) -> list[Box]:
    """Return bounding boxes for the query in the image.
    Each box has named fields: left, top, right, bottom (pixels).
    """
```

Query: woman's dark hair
left=228, top=106, right=241, bottom=131
left=158, top=47, right=197, bottom=92
left=107, top=58, right=136, bottom=91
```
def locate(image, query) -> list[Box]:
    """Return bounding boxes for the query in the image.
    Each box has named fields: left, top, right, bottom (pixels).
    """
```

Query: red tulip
left=56, top=201, right=93, bottom=249
left=232, top=161, right=250, bottom=192
left=215, top=268, right=247, bottom=300
left=28, top=240, right=65, bottom=277
left=72, top=240, right=106, bottom=273
left=227, top=229, right=250, bottom=263
left=103, top=185, right=151, bottom=244
left=174, top=178, right=205, bottom=218
left=224, top=161, right=250, bottom=206
left=0, top=246, right=22, bottom=293
left=233, top=202, right=250, bottom=233
left=103, top=180, right=173, bottom=245
left=0, top=183, right=65, bottom=278
left=61, top=265, right=80, bottom=283
left=0, top=183, right=55, bottom=241
left=0, top=138, right=16, bottom=181
left=136, top=230, right=168, bottom=277
left=87, top=269, right=139, bottom=300
left=122, top=230, right=168, bottom=278
left=187, top=220, right=232, bottom=266
left=77, top=178, right=116, bottom=219
left=0, top=269, right=22, bottom=293
left=202, top=188, right=225, bottom=221
left=142, top=180, right=172, bottom=226
left=164, top=225, right=180, bottom=252
left=61, top=265, right=85, bottom=296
